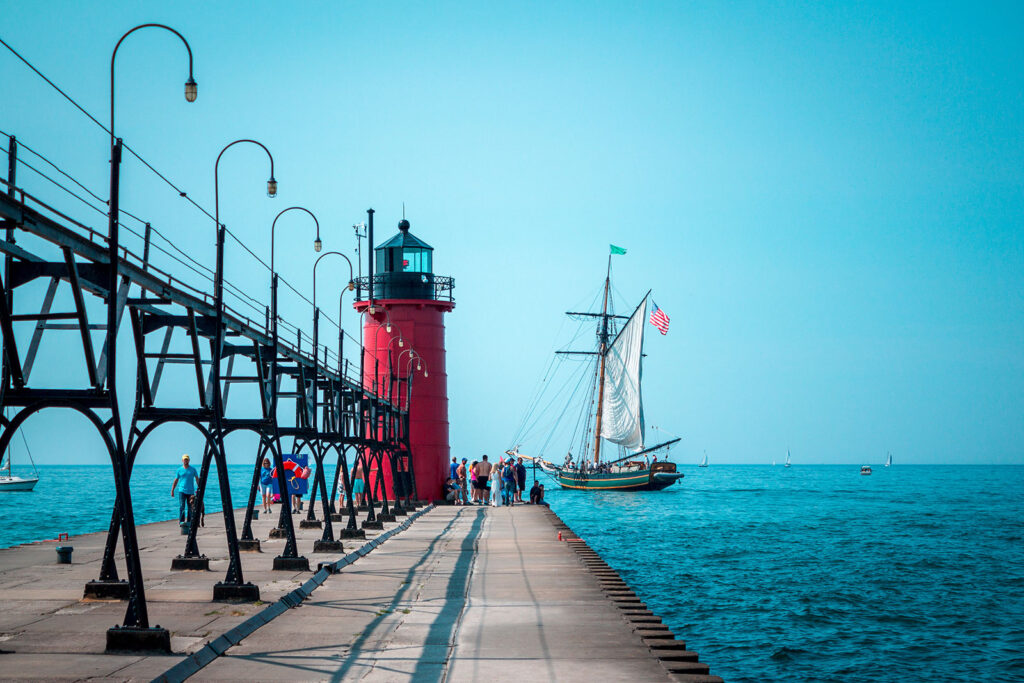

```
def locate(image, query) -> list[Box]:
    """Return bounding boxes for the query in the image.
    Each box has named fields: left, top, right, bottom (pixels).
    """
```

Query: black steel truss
left=0, top=158, right=411, bottom=645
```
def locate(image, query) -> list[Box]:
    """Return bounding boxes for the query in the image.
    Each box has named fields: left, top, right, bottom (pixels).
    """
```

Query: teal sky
left=1, top=1, right=1022, bottom=466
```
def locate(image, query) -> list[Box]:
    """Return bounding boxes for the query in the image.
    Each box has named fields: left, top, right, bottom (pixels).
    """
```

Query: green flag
left=610, top=244, right=627, bottom=255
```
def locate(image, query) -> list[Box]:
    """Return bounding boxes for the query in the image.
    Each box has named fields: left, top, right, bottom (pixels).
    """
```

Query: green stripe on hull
left=557, top=470, right=653, bottom=491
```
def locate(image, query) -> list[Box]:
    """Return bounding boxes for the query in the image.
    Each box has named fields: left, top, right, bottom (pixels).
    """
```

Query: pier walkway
left=0, top=504, right=719, bottom=682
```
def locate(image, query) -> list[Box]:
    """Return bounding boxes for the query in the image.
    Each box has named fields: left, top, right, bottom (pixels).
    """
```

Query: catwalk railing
left=0, top=138, right=421, bottom=653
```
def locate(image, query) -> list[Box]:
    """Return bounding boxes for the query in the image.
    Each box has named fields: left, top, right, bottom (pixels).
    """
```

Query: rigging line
left=537, top=356, right=592, bottom=457
left=526, top=354, right=591, bottom=446
left=507, top=314, right=587, bottom=447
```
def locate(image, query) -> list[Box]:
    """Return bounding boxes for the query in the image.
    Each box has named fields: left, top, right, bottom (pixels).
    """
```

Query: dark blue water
left=0, top=464, right=338, bottom=548
left=545, top=465, right=1024, bottom=683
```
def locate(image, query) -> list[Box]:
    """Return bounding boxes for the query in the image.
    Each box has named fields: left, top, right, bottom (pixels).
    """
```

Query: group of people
left=445, top=454, right=546, bottom=506
left=175, top=450, right=547, bottom=527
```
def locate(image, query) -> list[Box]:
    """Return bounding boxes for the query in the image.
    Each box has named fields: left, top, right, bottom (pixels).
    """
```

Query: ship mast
left=591, top=256, right=612, bottom=463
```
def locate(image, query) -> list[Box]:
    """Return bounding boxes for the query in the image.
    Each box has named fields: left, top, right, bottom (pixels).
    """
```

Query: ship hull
left=555, top=463, right=683, bottom=492
left=0, top=476, right=38, bottom=491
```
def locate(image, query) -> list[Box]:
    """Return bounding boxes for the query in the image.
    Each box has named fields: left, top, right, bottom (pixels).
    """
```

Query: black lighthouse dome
left=356, top=219, right=454, bottom=302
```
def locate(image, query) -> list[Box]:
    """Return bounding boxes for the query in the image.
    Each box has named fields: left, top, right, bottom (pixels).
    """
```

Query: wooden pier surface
left=0, top=503, right=721, bottom=682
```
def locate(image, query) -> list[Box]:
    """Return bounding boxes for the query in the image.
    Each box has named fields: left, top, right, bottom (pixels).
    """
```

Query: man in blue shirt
left=449, top=457, right=459, bottom=482
left=171, top=454, right=199, bottom=527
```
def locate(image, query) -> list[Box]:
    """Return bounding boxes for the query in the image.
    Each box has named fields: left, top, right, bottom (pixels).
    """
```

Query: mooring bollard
left=253, top=510, right=260, bottom=520
left=56, top=546, right=73, bottom=564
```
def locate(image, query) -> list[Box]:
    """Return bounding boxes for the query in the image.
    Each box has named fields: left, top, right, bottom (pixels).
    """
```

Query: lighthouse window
left=402, top=248, right=432, bottom=273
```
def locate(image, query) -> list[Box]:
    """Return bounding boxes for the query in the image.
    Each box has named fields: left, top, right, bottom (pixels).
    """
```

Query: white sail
left=599, top=297, right=647, bottom=451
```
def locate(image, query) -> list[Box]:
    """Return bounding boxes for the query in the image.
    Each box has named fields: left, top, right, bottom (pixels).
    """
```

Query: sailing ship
left=0, top=425, right=39, bottom=492
left=885, top=452, right=892, bottom=468
left=784, top=451, right=791, bottom=468
left=508, top=256, right=683, bottom=492
left=699, top=451, right=709, bottom=468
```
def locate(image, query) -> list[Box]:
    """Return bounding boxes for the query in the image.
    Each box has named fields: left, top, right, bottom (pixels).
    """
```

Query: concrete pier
left=0, top=503, right=721, bottom=681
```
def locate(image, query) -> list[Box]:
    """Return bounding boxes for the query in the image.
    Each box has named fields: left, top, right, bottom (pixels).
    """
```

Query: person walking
left=351, top=460, right=366, bottom=506
left=170, top=454, right=198, bottom=528
left=259, top=457, right=274, bottom=513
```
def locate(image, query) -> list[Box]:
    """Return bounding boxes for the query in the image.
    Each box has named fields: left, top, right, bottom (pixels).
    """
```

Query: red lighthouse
left=353, top=217, right=454, bottom=501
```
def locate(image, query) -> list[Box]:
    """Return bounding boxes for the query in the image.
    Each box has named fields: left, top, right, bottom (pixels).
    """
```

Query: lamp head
left=347, top=280, right=355, bottom=291
left=385, top=323, right=392, bottom=333
left=416, top=363, right=421, bottom=371
left=424, top=370, right=429, bottom=378
left=184, top=77, right=198, bottom=103
left=368, top=305, right=376, bottom=315
left=314, top=238, right=323, bottom=252
left=398, top=338, right=404, bottom=348
left=267, top=177, right=278, bottom=197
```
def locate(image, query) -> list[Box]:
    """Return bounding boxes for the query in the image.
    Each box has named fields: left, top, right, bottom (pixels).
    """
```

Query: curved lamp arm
left=312, top=250, right=356, bottom=312
left=111, top=23, right=196, bottom=141
left=215, top=139, right=276, bottom=231
left=271, top=207, right=322, bottom=284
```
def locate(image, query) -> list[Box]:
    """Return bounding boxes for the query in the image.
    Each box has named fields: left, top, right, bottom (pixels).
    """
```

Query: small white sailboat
left=0, top=437, right=39, bottom=492
left=772, top=459, right=776, bottom=466
left=699, top=451, right=708, bottom=468
left=885, top=452, right=892, bottom=468
left=784, top=450, right=791, bottom=468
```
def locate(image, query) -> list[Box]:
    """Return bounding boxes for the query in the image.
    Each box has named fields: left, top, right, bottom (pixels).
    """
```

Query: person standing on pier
left=170, top=454, right=198, bottom=528
left=457, top=458, right=468, bottom=504
left=476, top=455, right=492, bottom=504
left=515, top=457, right=527, bottom=503
left=469, top=460, right=479, bottom=503
left=260, top=458, right=274, bottom=514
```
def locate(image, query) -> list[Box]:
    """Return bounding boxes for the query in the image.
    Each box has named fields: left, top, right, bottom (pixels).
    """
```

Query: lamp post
left=105, top=24, right=196, bottom=640
left=380, top=334, right=406, bottom=402
left=310, top=251, right=355, bottom=519
left=312, top=251, right=356, bottom=380
left=400, top=352, right=427, bottom=504
left=212, top=140, right=300, bottom=565
left=270, top=207, right=322, bottom=337
left=368, top=321, right=403, bottom=399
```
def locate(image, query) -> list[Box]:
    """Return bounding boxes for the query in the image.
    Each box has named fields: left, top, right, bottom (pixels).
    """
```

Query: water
left=2, top=464, right=1021, bottom=681
left=545, top=465, right=1024, bottom=683
left=0, top=463, right=338, bottom=548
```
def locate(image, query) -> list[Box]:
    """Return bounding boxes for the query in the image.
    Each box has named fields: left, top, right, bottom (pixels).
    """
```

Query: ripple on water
left=546, top=465, right=1024, bottom=683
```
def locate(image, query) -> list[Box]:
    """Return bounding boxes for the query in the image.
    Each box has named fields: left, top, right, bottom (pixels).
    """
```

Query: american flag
left=649, top=302, right=670, bottom=335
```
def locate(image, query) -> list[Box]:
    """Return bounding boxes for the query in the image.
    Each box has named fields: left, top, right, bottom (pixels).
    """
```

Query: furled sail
left=599, top=296, right=647, bottom=451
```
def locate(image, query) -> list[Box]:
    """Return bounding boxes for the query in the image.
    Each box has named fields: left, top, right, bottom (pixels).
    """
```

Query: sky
left=1, top=1, right=1022, bottom=466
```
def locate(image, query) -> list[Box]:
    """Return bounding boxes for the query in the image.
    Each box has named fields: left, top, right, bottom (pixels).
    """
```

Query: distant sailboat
left=699, top=451, right=708, bottom=468
left=784, top=451, right=791, bottom=468
left=0, top=421, right=39, bottom=492
left=885, top=452, right=892, bottom=468
left=772, top=459, right=776, bottom=466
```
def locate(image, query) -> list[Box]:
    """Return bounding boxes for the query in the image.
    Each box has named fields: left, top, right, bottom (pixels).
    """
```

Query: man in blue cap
left=170, top=453, right=198, bottom=527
